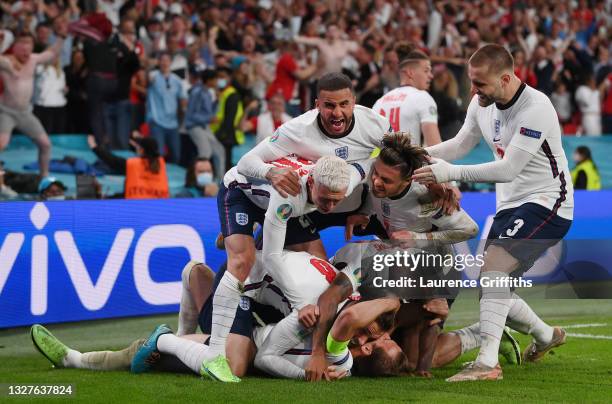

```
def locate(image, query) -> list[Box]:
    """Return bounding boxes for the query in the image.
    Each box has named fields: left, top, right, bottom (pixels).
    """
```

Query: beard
left=477, top=93, right=495, bottom=107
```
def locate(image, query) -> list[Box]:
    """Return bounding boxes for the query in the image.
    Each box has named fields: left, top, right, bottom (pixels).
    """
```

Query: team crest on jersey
left=276, top=204, right=293, bottom=221
left=335, top=146, right=349, bottom=160
left=429, top=106, right=437, bottom=116
left=382, top=202, right=391, bottom=217
left=493, top=119, right=501, bottom=142
left=239, top=296, right=250, bottom=311
left=235, top=212, right=249, bottom=226
left=520, top=127, right=541, bottom=139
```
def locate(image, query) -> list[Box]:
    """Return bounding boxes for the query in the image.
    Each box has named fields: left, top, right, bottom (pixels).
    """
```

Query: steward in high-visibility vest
left=571, top=145, right=601, bottom=190
left=210, top=68, right=244, bottom=171
left=571, top=159, right=601, bottom=190
left=90, top=136, right=169, bottom=199
left=125, top=156, right=169, bottom=199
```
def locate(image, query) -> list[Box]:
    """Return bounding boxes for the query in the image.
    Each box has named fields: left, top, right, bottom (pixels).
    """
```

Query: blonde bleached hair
left=310, top=156, right=351, bottom=192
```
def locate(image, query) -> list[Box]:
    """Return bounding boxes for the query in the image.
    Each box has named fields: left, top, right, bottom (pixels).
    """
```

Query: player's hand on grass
left=345, top=214, right=369, bottom=241
left=426, top=183, right=460, bottom=215
left=423, top=298, right=448, bottom=326
left=324, top=365, right=348, bottom=381
left=305, top=352, right=327, bottom=382
left=266, top=167, right=300, bottom=198
left=298, top=304, right=319, bottom=329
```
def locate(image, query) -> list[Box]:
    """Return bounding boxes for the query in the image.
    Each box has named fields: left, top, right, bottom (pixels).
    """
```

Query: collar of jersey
left=316, top=112, right=356, bottom=139
left=495, top=82, right=526, bottom=111
left=388, top=181, right=412, bottom=200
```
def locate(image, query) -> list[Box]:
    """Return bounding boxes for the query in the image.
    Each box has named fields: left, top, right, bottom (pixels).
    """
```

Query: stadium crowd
left=0, top=0, right=610, bottom=200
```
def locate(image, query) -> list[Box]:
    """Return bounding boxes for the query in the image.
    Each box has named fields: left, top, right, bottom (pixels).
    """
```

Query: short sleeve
left=417, top=93, right=438, bottom=124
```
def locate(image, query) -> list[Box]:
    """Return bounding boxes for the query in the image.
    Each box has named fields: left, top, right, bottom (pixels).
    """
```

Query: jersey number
left=309, top=258, right=337, bottom=284
left=505, top=219, right=525, bottom=237
left=380, top=107, right=400, bottom=132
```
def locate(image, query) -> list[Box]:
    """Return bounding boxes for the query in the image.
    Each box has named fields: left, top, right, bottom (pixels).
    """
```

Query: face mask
left=217, top=78, right=227, bottom=89
left=197, top=172, right=214, bottom=187
left=47, top=195, right=66, bottom=201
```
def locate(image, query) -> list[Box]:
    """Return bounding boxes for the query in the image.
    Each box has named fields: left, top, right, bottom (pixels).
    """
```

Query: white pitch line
left=508, top=323, right=612, bottom=340
left=566, top=333, right=612, bottom=340
left=562, top=323, right=608, bottom=329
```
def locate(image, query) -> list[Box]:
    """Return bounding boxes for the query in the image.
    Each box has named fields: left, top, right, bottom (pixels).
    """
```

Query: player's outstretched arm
left=413, top=144, right=533, bottom=185
left=425, top=98, right=482, bottom=161
left=236, top=131, right=292, bottom=180
left=306, top=274, right=354, bottom=381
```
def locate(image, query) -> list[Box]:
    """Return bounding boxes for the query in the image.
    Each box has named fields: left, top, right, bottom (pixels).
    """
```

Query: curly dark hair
left=379, top=132, right=430, bottom=179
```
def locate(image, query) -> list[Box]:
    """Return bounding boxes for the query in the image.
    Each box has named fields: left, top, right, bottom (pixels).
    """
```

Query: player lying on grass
left=30, top=257, right=406, bottom=380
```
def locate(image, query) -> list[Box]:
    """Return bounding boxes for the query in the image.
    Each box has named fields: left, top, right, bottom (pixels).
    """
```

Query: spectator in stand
left=33, top=22, right=52, bottom=53
left=294, top=24, right=359, bottom=78
left=380, top=47, right=400, bottom=93
left=354, top=43, right=382, bottom=108
left=266, top=40, right=317, bottom=117
left=532, top=45, right=556, bottom=96
left=185, top=68, right=225, bottom=180
left=88, top=134, right=169, bottom=199
left=571, top=145, right=601, bottom=190
left=33, top=53, right=67, bottom=134
left=430, top=63, right=462, bottom=141
left=69, top=12, right=118, bottom=146
left=551, top=80, right=573, bottom=126
left=129, top=67, right=147, bottom=134
left=513, top=49, right=537, bottom=88
left=146, top=51, right=187, bottom=164
left=175, top=157, right=219, bottom=198
left=575, top=73, right=603, bottom=135
left=105, top=17, right=140, bottom=150
left=64, top=50, right=90, bottom=134
left=240, top=92, right=292, bottom=145
left=38, top=176, right=67, bottom=201
left=210, top=67, right=243, bottom=171
left=0, top=19, right=68, bottom=178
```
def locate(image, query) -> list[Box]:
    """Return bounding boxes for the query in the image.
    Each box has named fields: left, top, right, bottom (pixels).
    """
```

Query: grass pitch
left=2, top=294, right=612, bottom=403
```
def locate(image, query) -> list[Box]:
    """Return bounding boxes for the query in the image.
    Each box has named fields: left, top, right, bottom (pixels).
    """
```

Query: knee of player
left=228, top=253, right=255, bottom=279
left=192, top=263, right=214, bottom=281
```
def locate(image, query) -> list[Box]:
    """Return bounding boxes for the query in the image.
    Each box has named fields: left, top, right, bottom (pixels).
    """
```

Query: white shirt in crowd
left=34, top=65, right=66, bottom=107
left=575, top=85, right=602, bottom=136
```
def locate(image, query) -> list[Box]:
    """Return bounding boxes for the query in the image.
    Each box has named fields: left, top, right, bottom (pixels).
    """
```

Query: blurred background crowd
left=0, top=0, right=610, bottom=201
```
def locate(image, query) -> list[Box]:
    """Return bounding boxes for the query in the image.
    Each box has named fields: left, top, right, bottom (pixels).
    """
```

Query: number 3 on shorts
left=506, top=219, right=525, bottom=237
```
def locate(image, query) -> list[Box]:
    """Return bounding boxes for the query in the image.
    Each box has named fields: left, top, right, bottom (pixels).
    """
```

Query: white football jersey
left=462, top=85, right=574, bottom=219
left=259, top=105, right=389, bottom=162
left=372, top=86, right=438, bottom=146
left=245, top=250, right=339, bottom=311
left=363, top=181, right=479, bottom=242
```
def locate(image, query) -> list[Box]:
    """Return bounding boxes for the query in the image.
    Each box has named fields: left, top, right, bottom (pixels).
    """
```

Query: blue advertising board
left=1, top=191, right=611, bottom=328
